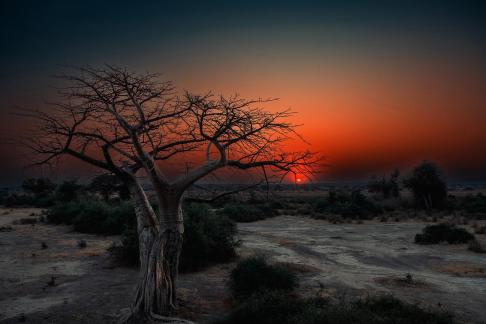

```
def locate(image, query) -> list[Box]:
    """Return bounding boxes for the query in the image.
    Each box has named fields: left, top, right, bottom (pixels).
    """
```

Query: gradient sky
left=1, top=0, right=485, bottom=186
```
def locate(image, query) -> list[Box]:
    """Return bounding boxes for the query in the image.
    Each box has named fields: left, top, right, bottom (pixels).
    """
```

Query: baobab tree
left=22, top=66, right=318, bottom=323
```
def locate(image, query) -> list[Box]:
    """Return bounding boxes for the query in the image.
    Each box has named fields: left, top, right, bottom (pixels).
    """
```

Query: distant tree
left=21, top=178, right=56, bottom=197
left=367, top=169, right=400, bottom=198
left=403, top=161, right=447, bottom=210
left=56, top=180, right=83, bottom=202
left=90, top=173, right=130, bottom=201
left=22, top=65, right=319, bottom=322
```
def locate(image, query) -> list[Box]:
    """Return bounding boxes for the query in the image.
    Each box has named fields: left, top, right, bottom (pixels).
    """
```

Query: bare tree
left=21, top=66, right=318, bottom=323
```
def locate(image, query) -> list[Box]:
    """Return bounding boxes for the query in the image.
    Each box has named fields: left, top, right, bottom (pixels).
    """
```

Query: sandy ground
left=1, top=209, right=486, bottom=323
left=0, top=209, right=230, bottom=323
left=239, top=216, right=486, bottom=324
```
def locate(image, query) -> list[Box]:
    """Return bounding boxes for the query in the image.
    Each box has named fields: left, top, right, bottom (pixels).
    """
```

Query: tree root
left=119, top=310, right=195, bottom=324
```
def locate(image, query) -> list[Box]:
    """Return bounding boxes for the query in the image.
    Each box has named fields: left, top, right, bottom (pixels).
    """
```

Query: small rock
left=47, top=276, right=57, bottom=286
left=77, top=240, right=87, bottom=248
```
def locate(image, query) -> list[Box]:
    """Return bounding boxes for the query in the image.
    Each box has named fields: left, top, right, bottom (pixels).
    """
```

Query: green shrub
left=415, top=224, right=474, bottom=244
left=180, top=203, right=238, bottom=272
left=218, top=293, right=455, bottom=324
left=115, top=220, right=139, bottom=265
left=55, top=180, right=83, bottom=202
left=46, top=199, right=135, bottom=234
left=229, top=256, right=298, bottom=300
left=46, top=200, right=84, bottom=224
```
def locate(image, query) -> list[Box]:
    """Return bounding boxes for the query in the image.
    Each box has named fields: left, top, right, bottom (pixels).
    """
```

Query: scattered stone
left=41, top=242, right=48, bottom=249
left=405, top=273, right=413, bottom=284
left=47, top=276, right=57, bottom=286
left=0, top=226, right=13, bottom=232
left=17, top=313, right=26, bottom=322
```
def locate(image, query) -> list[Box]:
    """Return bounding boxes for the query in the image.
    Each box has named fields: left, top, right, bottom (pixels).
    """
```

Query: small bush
left=46, top=200, right=84, bottom=224
left=461, top=193, right=486, bottom=215
left=55, top=180, right=83, bottom=202
left=468, top=239, right=486, bottom=253
left=229, top=256, right=298, bottom=300
left=46, top=199, right=135, bottom=234
left=415, top=224, right=474, bottom=244
left=180, top=203, right=238, bottom=272
left=474, top=226, right=486, bottom=234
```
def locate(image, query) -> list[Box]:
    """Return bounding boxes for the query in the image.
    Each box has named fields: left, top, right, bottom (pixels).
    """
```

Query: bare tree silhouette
left=21, top=65, right=319, bottom=323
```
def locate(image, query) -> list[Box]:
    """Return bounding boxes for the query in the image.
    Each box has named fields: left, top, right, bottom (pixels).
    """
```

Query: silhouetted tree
left=56, top=180, right=83, bottom=202
left=21, top=178, right=56, bottom=197
left=367, top=169, right=400, bottom=198
left=22, top=65, right=319, bottom=323
left=90, top=173, right=129, bottom=201
left=403, top=161, right=447, bottom=210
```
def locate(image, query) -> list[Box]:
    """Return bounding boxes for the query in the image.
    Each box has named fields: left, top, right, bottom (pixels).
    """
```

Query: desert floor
left=1, top=208, right=485, bottom=323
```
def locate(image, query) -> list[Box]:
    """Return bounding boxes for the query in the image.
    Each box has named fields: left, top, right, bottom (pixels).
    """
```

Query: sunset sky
left=1, top=1, right=485, bottom=186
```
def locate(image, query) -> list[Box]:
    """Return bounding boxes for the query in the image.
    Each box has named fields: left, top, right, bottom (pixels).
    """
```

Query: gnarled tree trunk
left=123, top=183, right=188, bottom=324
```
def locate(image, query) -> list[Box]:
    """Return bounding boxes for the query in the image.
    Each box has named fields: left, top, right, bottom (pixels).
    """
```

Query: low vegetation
left=415, top=224, right=475, bottom=244
left=229, top=256, right=298, bottom=300
left=368, top=169, right=400, bottom=199
left=47, top=200, right=134, bottom=234
left=47, top=199, right=240, bottom=272
left=468, top=239, right=486, bottom=253
left=217, top=200, right=278, bottom=222
left=220, top=258, right=454, bottom=324
left=311, top=189, right=382, bottom=219
left=218, top=292, right=454, bottom=324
